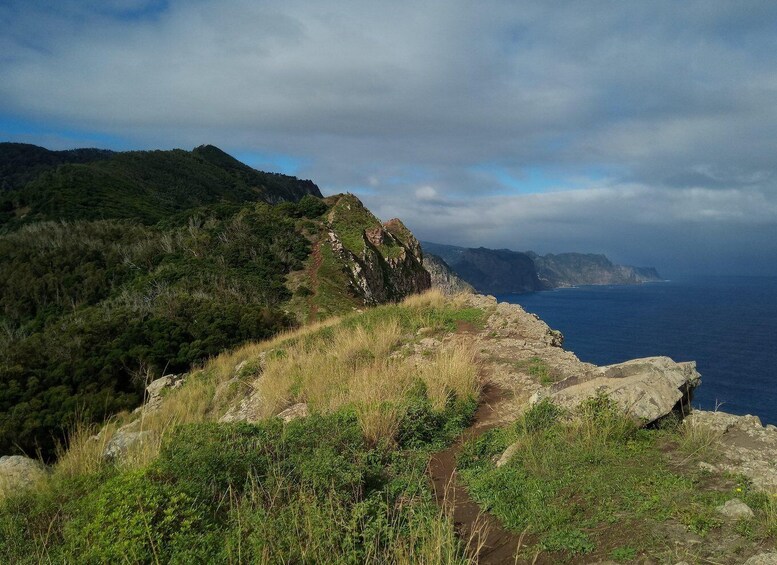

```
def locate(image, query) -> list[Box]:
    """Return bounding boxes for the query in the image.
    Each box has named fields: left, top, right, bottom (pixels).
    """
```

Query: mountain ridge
left=0, top=142, right=322, bottom=228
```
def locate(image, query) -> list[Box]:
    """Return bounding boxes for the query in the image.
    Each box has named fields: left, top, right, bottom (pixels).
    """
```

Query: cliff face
left=529, top=252, right=663, bottom=287
left=422, top=242, right=661, bottom=293
left=423, top=253, right=474, bottom=295
left=422, top=242, right=544, bottom=294
left=324, top=194, right=431, bottom=306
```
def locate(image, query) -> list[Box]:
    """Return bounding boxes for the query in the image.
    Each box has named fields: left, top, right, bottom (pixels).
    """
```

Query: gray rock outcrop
left=531, top=356, right=701, bottom=425
left=103, top=430, right=153, bottom=461
left=423, top=253, right=474, bottom=295
left=0, top=455, right=47, bottom=495
left=143, top=374, right=185, bottom=411
left=686, top=410, right=777, bottom=493
left=277, top=403, right=309, bottom=422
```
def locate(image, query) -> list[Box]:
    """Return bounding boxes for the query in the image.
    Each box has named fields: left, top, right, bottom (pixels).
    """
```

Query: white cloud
left=2, top=0, right=777, bottom=273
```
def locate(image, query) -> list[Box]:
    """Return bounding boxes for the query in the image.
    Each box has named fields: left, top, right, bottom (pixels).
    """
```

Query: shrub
left=62, top=469, right=220, bottom=563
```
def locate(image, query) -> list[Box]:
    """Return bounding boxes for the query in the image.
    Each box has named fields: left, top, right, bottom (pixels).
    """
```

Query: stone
left=744, top=554, right=777, bottom=565
left=277, top=403, right=309, bottom=422
left=220, top=389, right=263, bottom=423
left=0, top=455, right=47, bottom=495
left=684, top=410, right=777, bottom=493
left=715, top=498, right=754, bottom=520
left=698, top=461, right=718, bottom=473
left=103, top=430, right=153, bottom=461
left=496, top=442, right=520, bottom=468
left=532, top=356, right=701, bottom=426
left=142, top=373, right=185, bottom=412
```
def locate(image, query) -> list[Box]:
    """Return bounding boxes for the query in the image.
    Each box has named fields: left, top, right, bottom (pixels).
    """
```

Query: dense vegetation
left=0, top=143, right=330, bottom=459
left=0, top=202, right=325, bottom=458
left=0, top=143, right=322, bottom=228
left=0, top=295, right=483, bottom=563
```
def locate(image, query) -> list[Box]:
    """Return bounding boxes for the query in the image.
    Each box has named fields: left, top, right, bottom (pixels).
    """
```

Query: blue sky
left=3, top=0, right=777, bottom=275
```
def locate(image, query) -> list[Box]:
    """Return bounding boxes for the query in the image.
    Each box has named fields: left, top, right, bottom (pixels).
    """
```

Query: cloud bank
left=2, top=0, right=777, bottom=274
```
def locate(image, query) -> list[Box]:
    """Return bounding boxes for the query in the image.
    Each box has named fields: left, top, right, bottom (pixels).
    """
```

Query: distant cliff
left=423, top=253, right=474, bottom=295
left=422, top=242, right=661, bottom=294
left=422, top=242, right=542, bottom=294
left=528, top=252, right=662, bottom=288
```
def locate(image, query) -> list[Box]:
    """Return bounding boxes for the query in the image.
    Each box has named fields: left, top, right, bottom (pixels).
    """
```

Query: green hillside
left=0, top=143, right=322, bottom=228
left=0, top=145, right=430, bottom=459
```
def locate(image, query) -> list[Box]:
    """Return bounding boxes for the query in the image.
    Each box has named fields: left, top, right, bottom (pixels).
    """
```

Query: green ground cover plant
left=0, top=407, right=476, bottom=563
left=458, top=394, right=776, bottom=561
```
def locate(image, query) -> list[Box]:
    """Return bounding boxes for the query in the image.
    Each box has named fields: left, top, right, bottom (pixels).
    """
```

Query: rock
left=715, top=498, right=754, bottom=519
left=685, top=410, right=777, bottom=493
left=233, top=360, right=248, bottom=375
left=142, top=373, right=185, bottom=412
left=685, top=411, right=763, bottom=434
left=545, top=328, right=564, bottom=347
left=496, top=442, right=520, bottom=468
left=277, top=403, right=309, bottom=422
left=532, top=356, right=701, bottom=426
left=220, top=389, right=263, bottom=423
left=698, top=461, right=718, bottom=473
left=326, top=196, right=431, bottom=306
left=744, top=554, right=777, bottom=565
left=103, top=430, right=153, bottom=461
left=0, top=455, right=47, bottom=495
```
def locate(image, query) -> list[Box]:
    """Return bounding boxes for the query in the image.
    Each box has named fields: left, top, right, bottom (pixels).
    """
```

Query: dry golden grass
left=51, top=290, right=481, bottom=474
left=253, top=314, right=479, bottom=444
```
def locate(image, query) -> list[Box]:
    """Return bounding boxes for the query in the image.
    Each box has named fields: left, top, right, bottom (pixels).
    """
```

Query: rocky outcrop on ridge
left=326, top=195, right=431, bottom=305
left=686, top=410, right=777, bottom=492
left=531, top=356, right=701, bottom=425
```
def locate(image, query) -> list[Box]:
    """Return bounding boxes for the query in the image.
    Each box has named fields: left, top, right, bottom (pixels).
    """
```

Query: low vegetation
left=458, top=394, right=776, bottom=561
left=0, top=292, right=485, bottom=563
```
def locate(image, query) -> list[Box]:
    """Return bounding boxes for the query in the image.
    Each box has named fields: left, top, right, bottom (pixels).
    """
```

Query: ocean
left=497, top=276, right=777, bottom=426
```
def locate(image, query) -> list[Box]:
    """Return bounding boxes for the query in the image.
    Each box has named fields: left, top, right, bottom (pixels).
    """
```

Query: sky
left=2, top=0, right=777, bottom=276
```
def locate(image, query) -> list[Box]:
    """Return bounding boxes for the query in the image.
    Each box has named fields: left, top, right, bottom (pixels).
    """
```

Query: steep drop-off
left=423, top=241, right=661, bottom=294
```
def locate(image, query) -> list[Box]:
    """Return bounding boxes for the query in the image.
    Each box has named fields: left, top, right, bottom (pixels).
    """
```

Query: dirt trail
left=427, top=296, right=592, bottom=563
left=429, top=383, right=530, bottom=564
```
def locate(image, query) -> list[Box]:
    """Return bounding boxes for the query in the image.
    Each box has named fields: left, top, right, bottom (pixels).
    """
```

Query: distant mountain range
left=422, top=241, right=661, bottom=295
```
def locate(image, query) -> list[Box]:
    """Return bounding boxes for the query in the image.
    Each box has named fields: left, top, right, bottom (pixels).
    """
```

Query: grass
left=514, top=356, right=558, bottom=385
left=0, top=413, right=477, bottom=563
left=0, top=291, right=486, bottom=563
left=457, top=395, right=777, bottom=561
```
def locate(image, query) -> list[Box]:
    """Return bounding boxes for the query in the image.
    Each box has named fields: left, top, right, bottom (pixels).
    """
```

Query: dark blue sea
left=498, top=276, right=777, bottom=426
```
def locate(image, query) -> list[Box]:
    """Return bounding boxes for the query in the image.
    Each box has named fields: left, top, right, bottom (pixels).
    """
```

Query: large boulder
left=0, top=455, right=47, bottom=495
left=532, top=356, right=701, bottom=425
